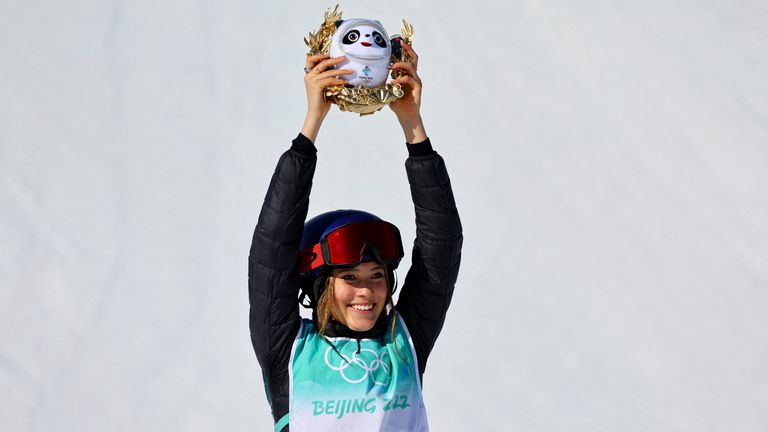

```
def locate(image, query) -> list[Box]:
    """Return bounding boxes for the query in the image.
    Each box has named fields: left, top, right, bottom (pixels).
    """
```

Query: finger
left=390, top=62, right=418, bottom=78
left=401, top=43, right=418, bottom=66
left=391, top=75, right=418, bottom=85
left=315, top=68, right=353, bottom=79
left=306, top=53, right=330, bottom=68
left=390, top=61, right=415, bottom=71
left=313, top=56, right=348, bottom=73
left=316, top=77, right=348, bottom=88
left=390, top=75, right=421, bottom=88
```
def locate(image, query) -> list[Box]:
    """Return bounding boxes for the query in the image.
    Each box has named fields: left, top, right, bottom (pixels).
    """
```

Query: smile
left=361, top=42, right=372, bottom=47
left=349, top=304, right=374, bottom=311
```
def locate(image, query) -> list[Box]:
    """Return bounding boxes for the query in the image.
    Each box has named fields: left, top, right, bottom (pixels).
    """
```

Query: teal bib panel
left=287, top=314, right=429, bottom=431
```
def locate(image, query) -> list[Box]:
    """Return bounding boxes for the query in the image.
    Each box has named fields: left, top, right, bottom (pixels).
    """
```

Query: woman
left=249, top=43, right=462, bottom=431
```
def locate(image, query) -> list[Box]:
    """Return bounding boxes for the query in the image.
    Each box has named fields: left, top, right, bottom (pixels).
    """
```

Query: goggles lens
left=299, top=220, right=403, bottom=273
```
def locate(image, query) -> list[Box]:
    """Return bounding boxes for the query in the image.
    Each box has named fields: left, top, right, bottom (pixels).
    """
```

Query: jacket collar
left=315, top=313, right=388, bottom=339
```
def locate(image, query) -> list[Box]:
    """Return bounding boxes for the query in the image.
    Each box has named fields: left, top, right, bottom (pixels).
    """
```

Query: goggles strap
left=312, top=277, right=326, bottom=308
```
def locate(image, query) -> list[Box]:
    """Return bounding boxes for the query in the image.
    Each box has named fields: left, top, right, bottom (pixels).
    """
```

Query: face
left=339, top=24, right=390, bottom=60
left=331, top=261, right=388, bottom=331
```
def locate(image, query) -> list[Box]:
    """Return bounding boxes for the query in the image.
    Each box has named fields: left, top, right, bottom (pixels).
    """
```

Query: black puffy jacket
left=248, top=133, right=462, bottom=429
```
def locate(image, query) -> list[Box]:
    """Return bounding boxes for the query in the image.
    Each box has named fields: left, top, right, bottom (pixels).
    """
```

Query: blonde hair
left=316, top=269, right=397, bottom=339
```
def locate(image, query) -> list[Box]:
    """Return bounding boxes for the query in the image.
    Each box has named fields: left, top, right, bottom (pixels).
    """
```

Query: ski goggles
left=299, top=220, right=404, bottom=273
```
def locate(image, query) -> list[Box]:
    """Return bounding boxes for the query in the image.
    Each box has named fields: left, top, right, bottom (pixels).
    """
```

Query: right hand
left=303, top=54, right=352, bottom=120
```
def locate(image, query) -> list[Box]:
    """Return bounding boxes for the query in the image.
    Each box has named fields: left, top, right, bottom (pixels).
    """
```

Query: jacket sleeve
left=395, top=139, right=463, bottom=378
left=248, top=134, right=317, bottom=423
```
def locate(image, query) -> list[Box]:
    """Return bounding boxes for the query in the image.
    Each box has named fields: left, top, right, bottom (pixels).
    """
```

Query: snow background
left=2, top=0, right=767, bottom=430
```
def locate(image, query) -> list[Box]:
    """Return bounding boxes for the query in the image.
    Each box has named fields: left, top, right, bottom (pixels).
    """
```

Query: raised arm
left=300, top=54, right=351, bottom=142
left=396, top=142, right=462, bottom=377
left=248, top=134, right=315, bottom=419
left=390, top=43, right=463, bottom=377
left=248, top=53, right=350, bottom=423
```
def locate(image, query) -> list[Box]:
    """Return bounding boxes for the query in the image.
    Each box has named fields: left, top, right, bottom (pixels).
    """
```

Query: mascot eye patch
left=342, top=30, right=360, bottom=44
left=372, top=31, right=387, bottom=48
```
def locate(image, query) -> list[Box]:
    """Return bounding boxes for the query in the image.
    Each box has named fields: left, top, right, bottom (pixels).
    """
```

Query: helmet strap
left=298, top=291, right=313, bottom=309
left=312, top=277, right=327, bottom=308
left=389, top=269, right=398, bottom=296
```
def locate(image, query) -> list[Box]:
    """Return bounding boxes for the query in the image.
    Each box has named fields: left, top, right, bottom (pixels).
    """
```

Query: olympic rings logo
left=324, top=346, right=391, bottom=385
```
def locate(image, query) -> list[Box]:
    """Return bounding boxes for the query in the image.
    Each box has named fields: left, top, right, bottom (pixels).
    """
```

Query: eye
left=342, top=30, right=360, bottom=44
left=371, top=272, right=384, bottom=280
left=372, top=31, right=387, bottom=48
left=341, top=274, right=357, bottom=282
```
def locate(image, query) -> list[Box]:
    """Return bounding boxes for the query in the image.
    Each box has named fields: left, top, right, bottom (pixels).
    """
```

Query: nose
left=353, top=284, right=377, bottom=297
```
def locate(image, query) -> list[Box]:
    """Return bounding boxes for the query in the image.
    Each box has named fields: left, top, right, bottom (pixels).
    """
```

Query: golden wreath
left=304, top=5, right=415, bottom=116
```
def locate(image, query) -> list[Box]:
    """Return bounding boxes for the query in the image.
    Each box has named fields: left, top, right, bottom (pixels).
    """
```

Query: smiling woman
left=248, top=40, right=462, bottom=432
left=323, top=262, right=390, bottom=333
left=298, top=209, right=402, bottom=337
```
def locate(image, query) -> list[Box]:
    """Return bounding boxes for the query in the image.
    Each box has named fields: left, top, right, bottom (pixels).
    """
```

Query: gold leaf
left=401, top=20, right=414, bottom=40
left=324, top=4, right=343, bottom=24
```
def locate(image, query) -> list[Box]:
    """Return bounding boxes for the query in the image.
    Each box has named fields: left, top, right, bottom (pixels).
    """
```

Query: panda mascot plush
left=304, top=6, right=413, bottom=115
left=329, top=19, right=392, bottom=88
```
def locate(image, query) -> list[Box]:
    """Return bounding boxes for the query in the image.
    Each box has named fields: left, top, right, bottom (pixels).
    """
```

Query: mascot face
left=329, top=19, right=392, bottom=88
left=339, top=24, right=389, bottom=60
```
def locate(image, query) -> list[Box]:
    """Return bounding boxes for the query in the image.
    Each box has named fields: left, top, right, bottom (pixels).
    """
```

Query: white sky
left=2, top=1, right=767, bottom=431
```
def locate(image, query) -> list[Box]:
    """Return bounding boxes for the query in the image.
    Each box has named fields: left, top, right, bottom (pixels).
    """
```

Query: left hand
left=389, top=43, right=422, bottom=121
left=389, top=43, right=427, bottom=143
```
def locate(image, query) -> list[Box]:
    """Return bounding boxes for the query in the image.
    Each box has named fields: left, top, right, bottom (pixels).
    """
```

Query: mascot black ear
left=335, top=20, right=344, bottom=28
left=390, top=35, right=403, bottom=61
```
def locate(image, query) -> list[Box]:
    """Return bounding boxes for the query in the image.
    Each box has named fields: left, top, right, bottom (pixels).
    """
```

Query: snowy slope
left=2, top=1, right=767, bottom=431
